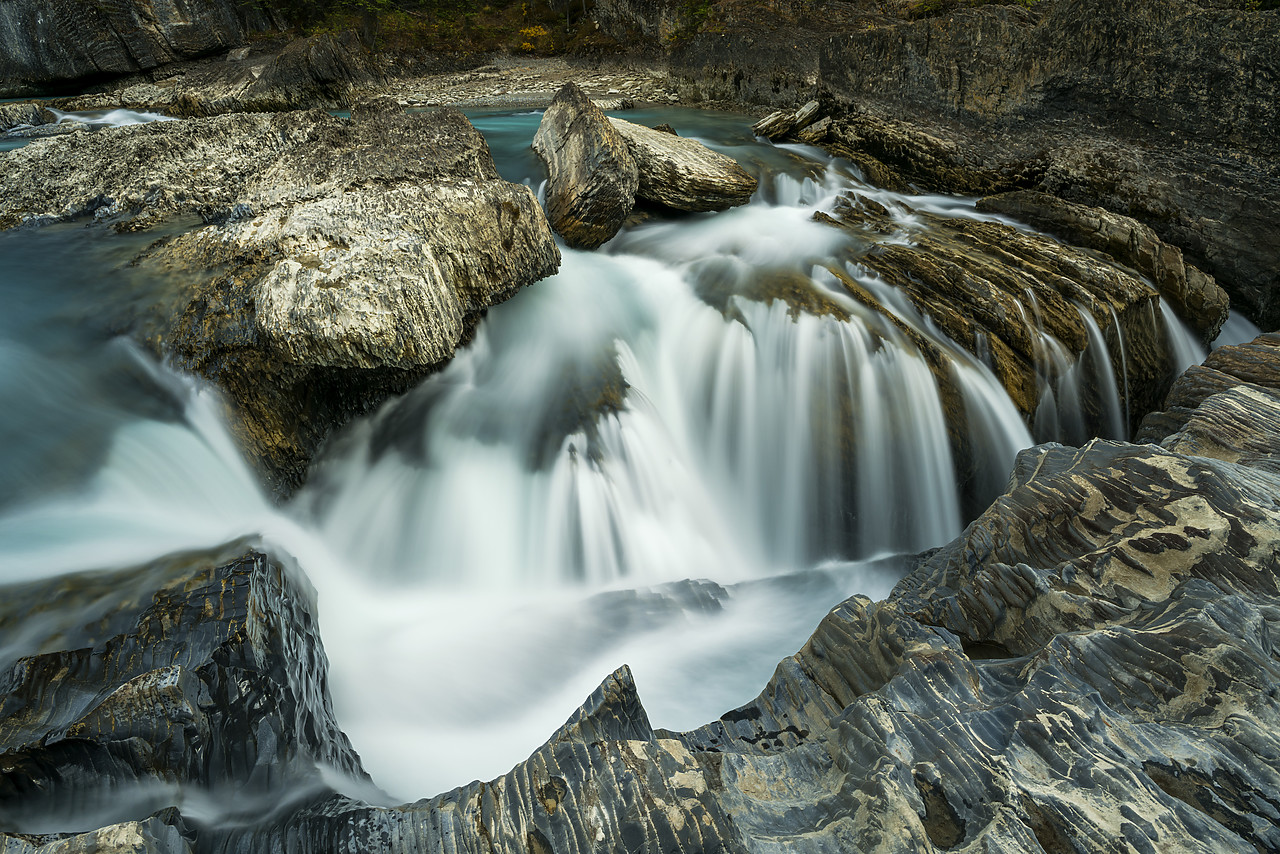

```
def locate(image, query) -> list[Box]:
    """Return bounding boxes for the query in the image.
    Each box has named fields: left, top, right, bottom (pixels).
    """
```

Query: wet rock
left=533, top=82, right=639, bottom=249
left=978, top=190, right=1230, bottom=344
left=1137, top=332, right=1280, bottom=444
left=0, top=543, right=368, bottom=831
left=818, top=194, right=1172, bottom=430
left=0, top=104, right=560, bottom=495
left=751, top=99, right=821, bottom=140
left=0, top=0, right=283, bottom=98
left=0, top=102, right=54, bottom=133
left=608, top=116, right=756, bottom=211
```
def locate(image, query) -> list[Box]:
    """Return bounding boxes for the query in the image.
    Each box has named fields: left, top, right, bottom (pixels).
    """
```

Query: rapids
left=0, top=107, right=1212, bottom=810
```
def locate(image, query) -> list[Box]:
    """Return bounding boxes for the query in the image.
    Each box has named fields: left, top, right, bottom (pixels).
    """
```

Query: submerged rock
left=608, top=116, right=757, bottom=211
left=0, top=104, right=560, bottom=495
left=533, top=81, right=639, bottom=249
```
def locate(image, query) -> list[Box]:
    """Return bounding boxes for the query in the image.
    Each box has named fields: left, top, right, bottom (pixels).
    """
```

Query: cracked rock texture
left=0, top=543, right=366, bottom=839
left=0, top=103, right=560, bottom=496
left=533, top=81, right=639, bottom=249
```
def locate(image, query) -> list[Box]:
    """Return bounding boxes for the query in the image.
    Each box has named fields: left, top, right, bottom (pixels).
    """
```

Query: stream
left=0, top=106, right=1229, bottom=814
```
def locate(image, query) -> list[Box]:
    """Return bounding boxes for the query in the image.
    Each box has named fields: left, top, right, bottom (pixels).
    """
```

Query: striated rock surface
left=9, top=343, right=1280, bottom=851
left=0, top=543, right=367, bottom=833
left=817, top=191, right=1173, bottom=431
left=533, top=82, right=639, bottom=249
left=0, top=104, right=560, bottom=494
left=50, top=33, right=382, bottom=118
left=608, top=116, right=756, bottom=211
left=977, top=190, right=1230, bottom=343
left=1138, top=332, right=1280, bottom=444
left=0, top=0, right=284, bottom=98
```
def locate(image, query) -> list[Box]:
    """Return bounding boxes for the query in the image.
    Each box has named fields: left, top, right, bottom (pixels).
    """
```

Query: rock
left=751, top=99, right=821, bottom=140
left=227, top=47, right=251, bottom=62
left=0, top=104, right=560, bottom=495
left=795, top=115, right=831, bottom=144
left=1, top=814, right=193, bottom=853
left=817, top=193, right=1172, bottom=432
left=978, top=190, right=1231, bottom=343
left=0, top=102, right=54, bottom=133
left=608, top=116, right=756, bottom=211
left=1137, top=332, right=1280, bottom=444
left=533, top=82, right=638, bottom=249
left=2, top=121, right=88, bottom=140
left=0, top=0, right=284, bottom=98
left=0, top=543, right=368, bottom=830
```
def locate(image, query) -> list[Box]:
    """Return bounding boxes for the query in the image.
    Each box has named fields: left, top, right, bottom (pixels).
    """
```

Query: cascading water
left=0, top=106, right=1205, bottom=811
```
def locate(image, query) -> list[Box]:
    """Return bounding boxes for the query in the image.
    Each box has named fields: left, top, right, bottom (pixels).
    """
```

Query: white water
left=48, top=107, right=178, bottom=128
left=0, top=108, right=1208, bottom=812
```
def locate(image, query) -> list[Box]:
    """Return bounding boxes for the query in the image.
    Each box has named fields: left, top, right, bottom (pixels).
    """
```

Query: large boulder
left=0, top=104, right=560, bottom=495
left=977, top=190, right=1230, bottom=344
left=608, top=116, right=757, bottom=211
left=0, top=0, right=284, bottom=98
left=533, top=82, right=639, bottom=249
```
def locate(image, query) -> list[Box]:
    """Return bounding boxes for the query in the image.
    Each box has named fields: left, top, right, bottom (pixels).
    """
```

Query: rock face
left=608, top=116, right=756, bottom=211
left=977, top=190, right=1231, bottom=344
left=8, top=340, right=1280, bottom=852
left=648, top=0, right=1280, bottom=330
left=533, top=82, right=639, bottom=249
left=0, top=543, right=367, bottom=833
left=0, top=104, right=560, bottom=494
left=50, top=33, right=382, bottom=118
left=0, top=0, right=284, bottom=98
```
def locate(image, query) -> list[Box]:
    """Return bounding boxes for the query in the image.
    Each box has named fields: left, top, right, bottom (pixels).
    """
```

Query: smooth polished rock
left=608, top=116, right=756, bottom=211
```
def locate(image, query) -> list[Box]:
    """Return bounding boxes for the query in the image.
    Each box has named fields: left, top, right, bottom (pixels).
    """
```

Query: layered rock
left=0, top=104, right=560, bottom=494
left=50, top=33, right=382, bottom=118
left=816, top=191, right=1173, bottom=432
left=977, top=190, right=1230, bottom=343
left=0, top=543, right=367, bottom=833
left=9, top=341, right=1280, bottom=852
left=533, top=82, right=639, bottom=249
left=0, top=0, right=284, bottom=98
left=608, top=116, right=757, bottom=211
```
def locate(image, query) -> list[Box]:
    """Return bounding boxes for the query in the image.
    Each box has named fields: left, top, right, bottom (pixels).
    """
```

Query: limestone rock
left=978, top=190, right=1230, bottom=343
left=608, top=116, right=756, bottom=211
left=0, top=105, right=560, bottom=495
left=1, top=815, right=193, bottom=853
left=533, top=82, right=638, bottom=249
left=751, top=99, right=822, bottom=140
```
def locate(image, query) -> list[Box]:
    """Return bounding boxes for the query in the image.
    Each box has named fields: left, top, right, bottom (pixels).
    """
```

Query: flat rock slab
left=0, top=104, right=560, bottom=495
left=609, top=116, right=757, bottom=211
left=533, top=81, right=638, bottom=249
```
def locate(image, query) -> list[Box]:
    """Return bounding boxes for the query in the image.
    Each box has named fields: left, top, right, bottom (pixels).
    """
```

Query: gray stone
left=533, top=81, right=638, bottom=249
left=0, top=104, right=560, bottom=495
left=608, top=116, right=756, bottom=211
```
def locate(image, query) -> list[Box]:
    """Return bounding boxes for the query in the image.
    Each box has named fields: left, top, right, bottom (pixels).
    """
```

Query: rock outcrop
left=817, top=191, right=1174, bottom=437
left=0, top=542, right=367, bottom=833
left=977, top=190, right=1231, bottom=344
left=0, top=0, right=284, bottom=98
left=49, top=33, right=382, bottom=118
left=648, top=0, right=1280, bottom=330
left=533, top=82, right=639, bottom=249
left=0, top=104, right=560, bottom=495
left=608, top=116, right=757, bottom=211
left=8, top=336, right=1280, bottom=852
